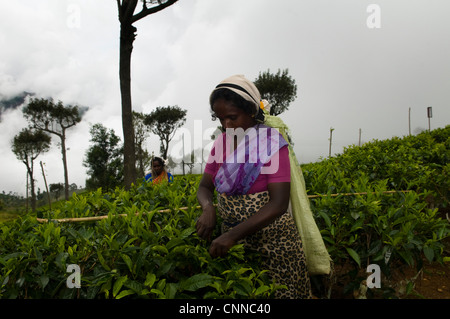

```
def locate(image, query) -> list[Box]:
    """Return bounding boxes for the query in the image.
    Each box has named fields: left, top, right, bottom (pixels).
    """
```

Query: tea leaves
left=1, top=127, right=449, bottom=299
left=303, top=126, right=450, bottom=296
left=0, top=176, right=280, bottom=299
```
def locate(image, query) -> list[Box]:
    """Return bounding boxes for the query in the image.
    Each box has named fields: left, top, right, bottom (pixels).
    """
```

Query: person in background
left=196, top=74, right=312, bottom=299
left=145, top=157, right=173, bottom=184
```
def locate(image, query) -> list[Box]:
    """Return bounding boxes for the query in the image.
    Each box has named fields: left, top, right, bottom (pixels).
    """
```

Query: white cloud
left=1, top=0, right=450, bottom=195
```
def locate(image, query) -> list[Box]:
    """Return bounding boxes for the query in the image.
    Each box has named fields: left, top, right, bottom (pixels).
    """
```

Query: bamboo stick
left=36, top=190, right=412, bottom=224
left=35, top=207, right=195, bottom=224
left=36, top=215, right=111, bottom=223
left=306, top=190, right=411, bottom=199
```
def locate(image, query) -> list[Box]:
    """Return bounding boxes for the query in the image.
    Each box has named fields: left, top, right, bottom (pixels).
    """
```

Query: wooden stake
left=40, top=161, right=51, bottom=209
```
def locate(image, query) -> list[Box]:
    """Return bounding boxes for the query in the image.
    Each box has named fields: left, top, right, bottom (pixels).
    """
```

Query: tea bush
left=1, top=127, right=449, bottom=299
left=302, top=126, right=450, bottom=296
left=303, top=125, right=450, bottom=205
left=0, top=176, right=281, bottom=299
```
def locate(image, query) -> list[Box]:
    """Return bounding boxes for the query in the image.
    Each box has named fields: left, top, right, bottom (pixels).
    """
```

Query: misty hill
left=0, top=91, right=34, bottom=121
left=0, top=92, right=90, bottom=122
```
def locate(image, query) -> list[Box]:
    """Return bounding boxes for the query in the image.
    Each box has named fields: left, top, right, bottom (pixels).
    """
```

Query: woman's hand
left=207, top=182, right=290, bottom=258
left=196, top=205, right=216, bottom=241
left=196, top=173, right=217, bottom=240
left=209, top=232, right=236, bottom=258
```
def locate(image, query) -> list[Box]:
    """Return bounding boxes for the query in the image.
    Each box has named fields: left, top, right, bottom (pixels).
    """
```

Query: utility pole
left=427, top=107, right=432, bottom=132
left=329, top=127, right=334, bottom=158
left=408, top=107, right=411, bottom=136
left=358, top=128, right=362, bottom=147
left=182, top=133, right=185, bottom=175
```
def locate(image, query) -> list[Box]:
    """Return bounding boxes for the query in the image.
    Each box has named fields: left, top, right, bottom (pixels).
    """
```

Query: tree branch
left=124, top=0, right=139, bottom=21
left=117, top=0, right=123, bottom=22
left=131, top=0, right=178, bottom=24
left=118, top=0, right=138, bottom=23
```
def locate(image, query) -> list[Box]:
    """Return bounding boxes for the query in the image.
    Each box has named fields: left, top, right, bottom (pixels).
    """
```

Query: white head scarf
left=209, top=74, right=263, bottom=115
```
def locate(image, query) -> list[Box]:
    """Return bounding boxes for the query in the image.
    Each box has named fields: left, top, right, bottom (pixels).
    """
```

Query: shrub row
left=0, top=177, right=281, bottom=299
left=1, top=127, right=449, bottom=298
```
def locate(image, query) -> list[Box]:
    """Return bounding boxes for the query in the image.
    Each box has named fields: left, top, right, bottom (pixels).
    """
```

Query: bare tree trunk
left=40, top=161, right=52, bottom=209
left=119, top=22, right=137, bottom=189
left=162, top=137, right=169, bottom=160
left=117, top=0, right=178, bottom=188
left=26, top=170, right=29, bottom=214
left=60, top=131, right=70, bottom=200
left=27, top=163, right=36, bottom=213
left=136, top=141, right=146, bottom=178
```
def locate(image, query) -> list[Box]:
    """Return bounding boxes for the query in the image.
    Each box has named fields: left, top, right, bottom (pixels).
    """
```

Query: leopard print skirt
left=217, top=191, right=312, bottom=299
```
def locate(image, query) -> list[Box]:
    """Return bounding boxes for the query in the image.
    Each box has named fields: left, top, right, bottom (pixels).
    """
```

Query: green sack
left=264, top=112, right=331, bottom=275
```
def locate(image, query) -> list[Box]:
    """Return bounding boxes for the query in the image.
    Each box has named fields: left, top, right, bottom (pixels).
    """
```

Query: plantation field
left=302, top=125, right=450, bottom=298
left=0, top=213, right=17, bottom=224
left=0, top=126, right=449, bottom=299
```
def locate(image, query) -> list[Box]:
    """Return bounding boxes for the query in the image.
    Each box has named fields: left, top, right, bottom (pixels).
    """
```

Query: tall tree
left=49, top=183, right=65, bottom=200
left=117, top=0, right=178, bottom=189
left=83, top=123, right=124, bottom=191
left=254, top=68, right=298, bottom=116
left=11, top=128, right=51, bottom=213
left=22, top=98, right=82, bottom=200
left=144, top=105, right=187, bottom=159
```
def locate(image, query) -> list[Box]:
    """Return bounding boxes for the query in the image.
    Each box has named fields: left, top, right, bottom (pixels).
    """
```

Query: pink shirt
left=204, top=134, right=291, bottom=194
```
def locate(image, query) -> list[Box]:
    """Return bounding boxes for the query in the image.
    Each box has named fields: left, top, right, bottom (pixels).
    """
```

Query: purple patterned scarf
left=214, top=124, right=288, bottom=196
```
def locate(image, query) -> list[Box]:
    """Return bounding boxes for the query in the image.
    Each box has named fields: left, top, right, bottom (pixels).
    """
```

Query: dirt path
left=405, top=261, right=450, bottom=299
left=325, top=236, right=450, bottom=299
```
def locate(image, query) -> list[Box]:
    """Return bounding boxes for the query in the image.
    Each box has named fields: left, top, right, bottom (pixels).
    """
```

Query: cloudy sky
left=1, top=0, right=449, bottom=196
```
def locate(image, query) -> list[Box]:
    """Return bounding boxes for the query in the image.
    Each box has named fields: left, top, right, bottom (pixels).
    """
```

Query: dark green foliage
left=144, top=105, right=187, bottom=159
left=0, top=176, right=281, bottom=299
left=83, top=123, right=124, bottom=191
left=1, top=127, right=449, bottom=299
left=22, top=98, right=82, bottom=132
left=302, top=125, right=450, bottom=207
left=11, top=128, right=52, bottom=213
left=22, top=97, right=83, bottom=200
left=302, top=126, right=450, bottom=297
left=254, top=69, right=297, bottom=116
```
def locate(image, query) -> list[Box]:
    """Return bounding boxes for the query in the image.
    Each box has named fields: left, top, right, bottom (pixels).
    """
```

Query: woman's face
left=152, top=161, right=163, bottom=176
left=212, top=98, right=256, bottom=131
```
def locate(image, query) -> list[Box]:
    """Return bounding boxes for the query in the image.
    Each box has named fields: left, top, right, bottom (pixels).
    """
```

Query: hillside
left=0, top=92, right=34, bottom=121
left=1, top=126, right=449, bottom=299
left=302, top=125, right=450, bottom=209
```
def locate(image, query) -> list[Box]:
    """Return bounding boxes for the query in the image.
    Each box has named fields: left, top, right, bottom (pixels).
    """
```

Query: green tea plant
left=311, top=180, right=448, bottom=266
left=0, top=177, right=281, bottom=299
left=302, top=126, right=450, bottom=297
left=303, top=126, right=450, bottom=205
left=1, top=127, right=449, bottom=299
